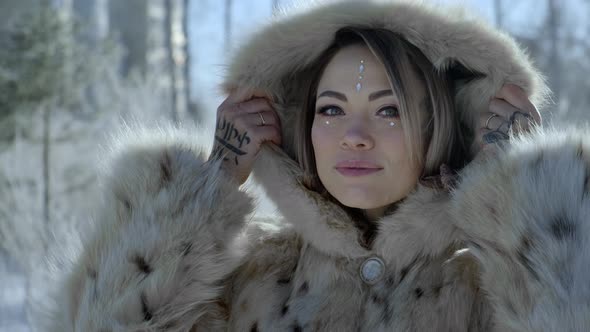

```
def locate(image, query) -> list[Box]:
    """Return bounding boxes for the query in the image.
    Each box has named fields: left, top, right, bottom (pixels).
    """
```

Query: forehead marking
left=356, top=60, right=365, bottom=92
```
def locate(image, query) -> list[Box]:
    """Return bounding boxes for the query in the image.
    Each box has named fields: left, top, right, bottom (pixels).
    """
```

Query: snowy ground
left=0, top=250, right=30, bottom=332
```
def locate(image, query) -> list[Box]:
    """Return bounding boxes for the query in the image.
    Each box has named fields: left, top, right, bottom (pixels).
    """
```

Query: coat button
left=359, top=257, right=385, bottom=285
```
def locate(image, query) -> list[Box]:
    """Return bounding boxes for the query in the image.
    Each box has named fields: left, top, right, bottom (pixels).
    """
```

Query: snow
left=0, top=251, right=30, bottom=332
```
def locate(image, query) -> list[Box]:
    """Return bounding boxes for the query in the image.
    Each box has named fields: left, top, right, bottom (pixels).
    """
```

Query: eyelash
left=316, top=105, right=343, bottom=116
left=316, top=105, right=400, bottom=118
left=377, top=106, right=400, bottom=118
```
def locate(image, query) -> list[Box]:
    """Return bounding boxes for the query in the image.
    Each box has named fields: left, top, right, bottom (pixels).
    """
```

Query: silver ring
left=258, top=112, right=266, bottom=126
left=485, top=114, right=499, bottom=130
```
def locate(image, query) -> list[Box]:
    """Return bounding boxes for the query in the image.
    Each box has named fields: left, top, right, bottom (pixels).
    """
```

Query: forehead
left=318, top=44, right=391, bottom=92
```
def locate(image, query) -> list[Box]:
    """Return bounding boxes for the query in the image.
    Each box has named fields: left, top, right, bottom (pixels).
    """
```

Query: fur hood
left=220, top=0, right=549, bottom=260
left=223, top=0, right=549, bottom=158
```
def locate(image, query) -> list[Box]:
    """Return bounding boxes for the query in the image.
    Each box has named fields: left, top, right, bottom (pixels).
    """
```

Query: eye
left=316, top=105, right=344, bottom=116
left=377, top=106, right=399, bottom=118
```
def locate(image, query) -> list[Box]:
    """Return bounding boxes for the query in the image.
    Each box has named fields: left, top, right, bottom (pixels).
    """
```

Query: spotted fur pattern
left=47, top=126, right=256, bottom=332
left=452, top=128, right=590, bottom=331
left=48, top=128, right=590, bottom=331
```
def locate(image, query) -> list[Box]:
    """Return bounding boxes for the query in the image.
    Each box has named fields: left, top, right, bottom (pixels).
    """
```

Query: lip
left=334, top=160, right=383, bottom=177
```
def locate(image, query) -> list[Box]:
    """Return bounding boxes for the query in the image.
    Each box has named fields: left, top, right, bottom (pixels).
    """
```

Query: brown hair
left=294, top=28, right=467, bottom=237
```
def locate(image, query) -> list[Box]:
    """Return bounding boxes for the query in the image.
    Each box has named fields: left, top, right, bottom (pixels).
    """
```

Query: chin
left=334, top=194, right=383, bottom=210
left=331, top=185, right=407, bottom=210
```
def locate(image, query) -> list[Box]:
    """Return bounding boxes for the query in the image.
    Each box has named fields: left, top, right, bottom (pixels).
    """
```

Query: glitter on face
left=356, top=60, right=365, bottom=92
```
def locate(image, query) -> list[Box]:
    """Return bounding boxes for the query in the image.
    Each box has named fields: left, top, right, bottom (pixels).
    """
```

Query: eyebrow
left=317, top=90, right=347, bottom=101
left=368, top=89, right=393, bottom=101
left=316, top=89, right=394, bottom=102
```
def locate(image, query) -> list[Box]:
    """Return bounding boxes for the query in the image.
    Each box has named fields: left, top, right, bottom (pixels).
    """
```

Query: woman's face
left=312, top=45, right=422, bottom=216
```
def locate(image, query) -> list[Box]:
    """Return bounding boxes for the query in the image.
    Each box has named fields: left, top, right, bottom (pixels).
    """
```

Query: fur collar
left=252, top=145, right=462, bottom=267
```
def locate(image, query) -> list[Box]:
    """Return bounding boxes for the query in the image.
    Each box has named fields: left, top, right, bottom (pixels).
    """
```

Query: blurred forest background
left=0, top=0, right=588, bottom=331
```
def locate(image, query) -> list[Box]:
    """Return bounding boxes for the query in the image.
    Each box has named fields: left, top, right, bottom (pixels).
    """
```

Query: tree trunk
left=164, top=0, right=189, bottom=123
left=73, top=0, right=108, bottom=44
left=42, top=105, right=50, bottom=229
left=108, top=0, right=148, bottom=75
left=547, top=0, right=560, bottom=101
left=164, top=0, right=178, bottom=122
left=183, top=0, right=193, bottom=120
left=0, top=0, right=38, bottom=28
left=494, top=0, right=502, bottom=29
left=224, top=0, right=233, bottom=52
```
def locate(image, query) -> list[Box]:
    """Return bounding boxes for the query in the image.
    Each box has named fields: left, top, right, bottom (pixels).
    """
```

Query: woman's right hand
left=209, top=89, right=282, bottom=185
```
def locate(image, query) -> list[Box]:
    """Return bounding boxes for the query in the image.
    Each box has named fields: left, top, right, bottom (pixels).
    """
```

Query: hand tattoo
left=213, top=117, right=252, bottom=165
left=211, top=144, right=230, bottom=162
left=482, top=116, right=512, bottom=145
left=483, top=130, right=509, bottom=144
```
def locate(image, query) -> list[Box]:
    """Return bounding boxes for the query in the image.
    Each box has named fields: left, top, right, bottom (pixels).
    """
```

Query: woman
left=49, top=1, right=589, bottom=331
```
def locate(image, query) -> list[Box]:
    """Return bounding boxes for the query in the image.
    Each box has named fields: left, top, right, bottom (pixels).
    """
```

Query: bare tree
left=183, top=0, right=194, bottom=121
left=41, top=104, right=51, bottom=229
left=0, top=0, right=38, bottom=29
left=224, top=0, right=233, bottom=51
left=164, top=0, right=189, bottom=122
left=494, top=0, right=503, bottom=29
left=108, top=0, right=189, bottom=122
left=42, top=0, right=72, bottom=228
left=547, top=0, right=560, bottom=101
left=73, top=0, right=109, bottom=44
left=108, top=0, right=148, bottom=75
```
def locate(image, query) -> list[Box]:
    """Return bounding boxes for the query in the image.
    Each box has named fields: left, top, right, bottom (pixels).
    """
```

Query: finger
left=477, top=128, right=510, bottom=146
left=258, top=110, right=281, bottom=127
left=495, top=84, right=538, bottom=117
left=234, top=110, right=280, bottom=128
left=489, top=98, right=538, bottom=132
left=233, top=98, right=274, bottom=115
left=217, top=94, right=235, bottom=113
left=218, top=98, right=271, bottom=123
left=220, top=98, right=272, bottom=122
left=229, top=87, right=274, bottom=104
left=489, top=98, right=521, bottom=120
left=266, top=108, right=281, bottom=128
left=530, top=107, right=542, bottom=126
left=480, top=112, right=508, bottom=131
left=523, top=102, right=542, bottom=127
left=249, top=88, right=274, bottom=102
left=480, top=113, right=511, bottom=133
left=495, top=83, right=542, bottom=128
left=256, top=125, right=282, bottom=147
left=216, top=89, right=251, bottom=113
left=490, top=98, right=538, bottom=133
left=226, top=87, right=252, bottom=104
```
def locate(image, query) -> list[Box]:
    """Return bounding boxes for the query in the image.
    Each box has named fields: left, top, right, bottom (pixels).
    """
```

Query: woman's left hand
left=476, top=84, right=542, bottom=149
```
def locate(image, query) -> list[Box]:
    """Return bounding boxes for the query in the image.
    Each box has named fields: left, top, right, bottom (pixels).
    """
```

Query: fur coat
left=47, top=1, right=590, bottom=331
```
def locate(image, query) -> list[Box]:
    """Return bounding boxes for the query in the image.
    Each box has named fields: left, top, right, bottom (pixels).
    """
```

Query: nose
left=340, top=121, right=374, bottom=150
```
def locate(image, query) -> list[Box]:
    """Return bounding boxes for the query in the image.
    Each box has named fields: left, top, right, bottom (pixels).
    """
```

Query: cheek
left=311, top=122, right=337, bottom=161
left=380, top=129, right=409, bottom=160
left=379, top=130, right=420, bottom=177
